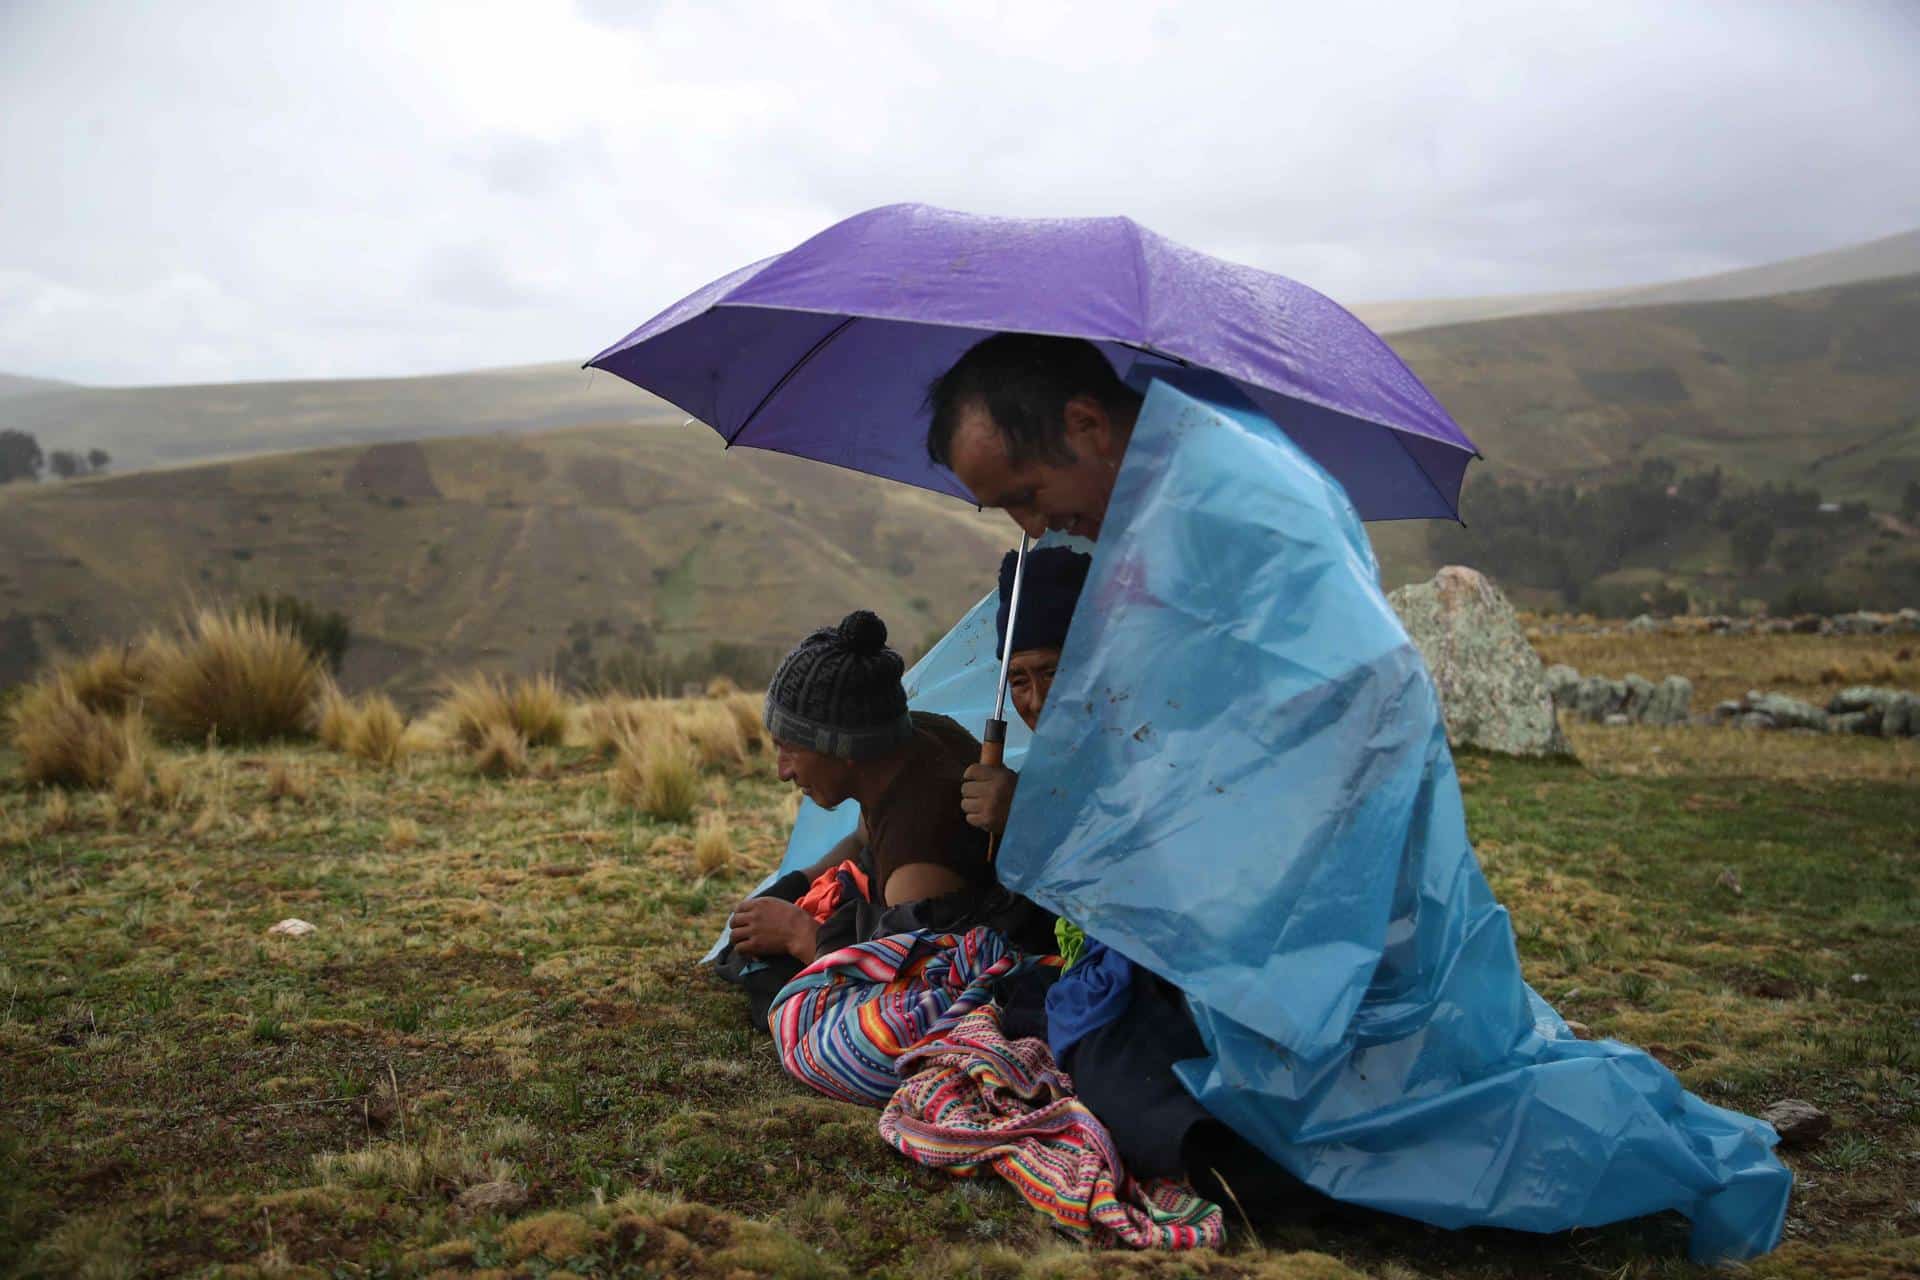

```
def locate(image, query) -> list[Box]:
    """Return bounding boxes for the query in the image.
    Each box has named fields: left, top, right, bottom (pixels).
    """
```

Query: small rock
left=456, top=1179, right=529, bottom=1215
left=1562, top=1019, right=1594, bottom=1041
left=1716, top=868, right=1743, bottom=896
left=1734, top=712, right=1777, bottom=731
left=1643, top=675, right=1694, bottom=727
left=1747, top=692, right=1827, bottom=732
left=1711, top=699, right=1743, bottom=721
left=1829, top=710, right=1880, bottom=737
left=268, top=918, right=317, bottom=938
left=1603, top=712, right=1632, bottom=727
left=1622, top=674, right=1656, bottom=721
left=1626, top=613, right=1659, bottom=634
left=1759, top=1099, right=1831, bottom=1147
left=1849, top=972, right=1870, bottom=984
left=1543, top=664, right=1582, bottom=709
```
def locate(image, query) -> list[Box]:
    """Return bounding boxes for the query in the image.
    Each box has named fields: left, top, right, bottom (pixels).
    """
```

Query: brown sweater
left=864, top=712, right=993, bottom=903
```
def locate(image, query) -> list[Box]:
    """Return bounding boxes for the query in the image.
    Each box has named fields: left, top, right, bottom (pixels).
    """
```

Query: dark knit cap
left=764, top=610, right=914, bottom=759
left=996, top=547, right=1092, bottom=659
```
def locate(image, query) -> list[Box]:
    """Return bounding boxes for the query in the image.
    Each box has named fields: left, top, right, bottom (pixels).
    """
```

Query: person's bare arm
left=884, top=861, right=971, bottom=907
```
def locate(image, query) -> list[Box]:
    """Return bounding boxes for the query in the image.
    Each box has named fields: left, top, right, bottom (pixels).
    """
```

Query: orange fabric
left=795, top=860, right=871, bottom=922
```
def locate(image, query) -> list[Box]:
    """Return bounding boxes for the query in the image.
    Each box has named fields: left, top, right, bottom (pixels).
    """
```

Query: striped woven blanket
left=768, top=927, right=1041, bottom=1106
left=880, top=1004, right=1226, bottom=1250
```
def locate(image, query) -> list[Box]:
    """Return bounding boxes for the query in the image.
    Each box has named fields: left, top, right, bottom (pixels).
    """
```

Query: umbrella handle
left=980, top=720, right=1007, bottom=860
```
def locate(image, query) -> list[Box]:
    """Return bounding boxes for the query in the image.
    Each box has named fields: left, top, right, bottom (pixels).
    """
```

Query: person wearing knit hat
left=729, top=609, right=994, bottom=967
left=959, top=547, right=1092, bottom=836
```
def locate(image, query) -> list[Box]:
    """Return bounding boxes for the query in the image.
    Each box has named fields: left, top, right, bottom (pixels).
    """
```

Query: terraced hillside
left=0, top=423, right=1012, bottom=697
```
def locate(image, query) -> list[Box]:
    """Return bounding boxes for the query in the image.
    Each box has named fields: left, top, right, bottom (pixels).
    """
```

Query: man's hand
left=729, top=897, right=820, bottom=963
left=959, top=763, right=1018, bottom=834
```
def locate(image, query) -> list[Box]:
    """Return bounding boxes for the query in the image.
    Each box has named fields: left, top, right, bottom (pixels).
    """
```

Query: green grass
left=1, top=720, right=1916, bottom=1277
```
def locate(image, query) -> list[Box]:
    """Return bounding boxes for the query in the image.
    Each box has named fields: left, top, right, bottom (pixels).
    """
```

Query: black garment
left=1062, top=969, right=1335, bottom=1222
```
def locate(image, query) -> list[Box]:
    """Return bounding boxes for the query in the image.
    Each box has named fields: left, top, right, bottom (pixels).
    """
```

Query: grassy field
left=4, top=634, right=1918, bottom=1278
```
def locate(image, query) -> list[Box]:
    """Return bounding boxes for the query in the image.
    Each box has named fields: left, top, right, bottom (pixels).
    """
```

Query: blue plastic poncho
left=758, top=374, right=1791, bottom=1262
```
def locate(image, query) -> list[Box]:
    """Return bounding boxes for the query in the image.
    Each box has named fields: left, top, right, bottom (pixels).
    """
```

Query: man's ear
left=1061, top=395, right=1117, bottom=463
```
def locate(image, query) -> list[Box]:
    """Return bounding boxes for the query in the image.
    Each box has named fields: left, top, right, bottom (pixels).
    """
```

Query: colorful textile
left=769, top=927, right=1043, bottom=1105
left=794, top=860, right=871, bottom=923
left=882, top=1005, right=1226, bottom=1251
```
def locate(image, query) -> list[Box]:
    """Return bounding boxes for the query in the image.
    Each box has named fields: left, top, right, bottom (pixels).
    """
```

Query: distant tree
left=86, top=448, right=110, bottom=474
left=1731, top=516, right=1775, bottom=574
left=0, top=430, right=43, bottom=484
left=49, top=450, right=82, bottom=480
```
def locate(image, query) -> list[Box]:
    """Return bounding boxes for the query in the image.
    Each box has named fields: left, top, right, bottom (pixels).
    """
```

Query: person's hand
left=960, top=763, right=1018, bottom=834
left=729, top=897, right=819, bottom=962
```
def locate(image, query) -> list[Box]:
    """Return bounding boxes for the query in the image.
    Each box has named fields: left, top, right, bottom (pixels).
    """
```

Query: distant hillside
left=1353, top=227, right=1920, bottom=335
left=0, top=372, right=72, bottom=401
left=0, top=423, right=1013, bottom=697
left=0, top=361, right=673, bottom=475
left=1388, top=272, right=1920, bottom=508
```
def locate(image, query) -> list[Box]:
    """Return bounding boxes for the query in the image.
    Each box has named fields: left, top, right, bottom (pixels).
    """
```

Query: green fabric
left=1055, top=918, right=1086, bottom=972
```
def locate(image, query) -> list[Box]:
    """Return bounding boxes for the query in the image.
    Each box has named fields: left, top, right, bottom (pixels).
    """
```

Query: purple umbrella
left=587, top=203, right=1478, bottom=521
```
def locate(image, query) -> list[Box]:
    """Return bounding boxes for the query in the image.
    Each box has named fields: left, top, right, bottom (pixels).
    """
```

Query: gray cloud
left=1, top=0, right=1915, bottom=385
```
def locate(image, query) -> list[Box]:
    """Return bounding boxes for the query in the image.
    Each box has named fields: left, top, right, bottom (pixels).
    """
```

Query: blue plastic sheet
left=995, top=374, right=1790, bottom=1262
left=749, top=374, right=1790, bottom=1261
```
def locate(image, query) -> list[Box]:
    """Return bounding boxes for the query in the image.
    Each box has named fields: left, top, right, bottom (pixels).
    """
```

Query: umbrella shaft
left=992, top=535, right=1032, bottom=725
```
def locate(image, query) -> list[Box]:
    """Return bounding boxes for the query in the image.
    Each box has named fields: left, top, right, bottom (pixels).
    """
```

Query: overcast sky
left=3, top=0, right=1916, bottom=387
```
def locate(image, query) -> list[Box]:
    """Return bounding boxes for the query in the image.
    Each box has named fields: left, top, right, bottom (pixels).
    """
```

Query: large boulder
left=1388, top=566, right=1573, bottom=758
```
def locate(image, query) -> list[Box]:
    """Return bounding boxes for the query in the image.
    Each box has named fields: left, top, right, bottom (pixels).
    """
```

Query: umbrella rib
left=725, top=315, right=859, bottom=447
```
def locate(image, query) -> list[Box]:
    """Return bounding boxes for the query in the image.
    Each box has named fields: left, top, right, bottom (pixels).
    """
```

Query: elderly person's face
left=945, top=396, right=1126, bottom=542
left=773, top=738, right=857, bottom=810
left=1007, top=647, right=1061, bottom=733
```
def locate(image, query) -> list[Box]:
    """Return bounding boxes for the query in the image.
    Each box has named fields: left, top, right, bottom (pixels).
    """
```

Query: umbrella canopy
left=587, top=203, right=1477, bottom=521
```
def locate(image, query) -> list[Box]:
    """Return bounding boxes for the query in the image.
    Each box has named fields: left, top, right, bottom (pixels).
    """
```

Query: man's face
left=946, top=396, right=1125, bottom=541
left=1007, top=646, right=1062, bottom=733
left=773, top=738, right=857, bottom=810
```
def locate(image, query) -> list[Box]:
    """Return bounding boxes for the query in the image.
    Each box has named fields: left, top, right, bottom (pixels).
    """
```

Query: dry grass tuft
left=676, top=701, right=748, bottom=771
left=39, top=789, right=76, bottom=833
left=705, top=674, right=740, bottom=699
left=144, top=608, right=324, bottom=744
left=59, top=641, right=155, bottom=716
left=9, top=679, right=151, bottom=789
left=573, top=696, right=675, bottom=758
left=610, top=733, right=700, bottom=822
left=473, top=724, right=530, bottom=779
left=313, top=680, right=356, bottom=752
left=344, top=693, right=410, bottom=769
left=263, top=757, right=311, bottom=805
left=693, top=811, right=734, bottom=874
left=439, top=673, right=569, bottom=751
left=385, top=816, right=422, bottom=851
left=722, top=691, right=770, bottom=755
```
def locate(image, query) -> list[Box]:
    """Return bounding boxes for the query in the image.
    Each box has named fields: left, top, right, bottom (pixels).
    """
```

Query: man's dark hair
left=925, top=333, right=1142, bottom=469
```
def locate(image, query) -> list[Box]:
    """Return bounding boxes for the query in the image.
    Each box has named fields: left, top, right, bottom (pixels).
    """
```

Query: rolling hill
left=0, top=361, right=675, bottom=475
left=0, top=423, right=1013, bottom=698
left=1350, top=226, right=1920, bottom=335
left=1390, top=271, right=1920, bottom=506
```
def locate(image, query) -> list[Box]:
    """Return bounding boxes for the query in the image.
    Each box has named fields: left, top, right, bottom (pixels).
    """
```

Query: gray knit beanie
left=764, top=610, right=914, bottom=759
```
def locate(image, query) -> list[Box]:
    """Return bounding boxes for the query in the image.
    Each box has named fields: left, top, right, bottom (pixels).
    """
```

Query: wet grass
left=1, top=713, right=1916, bottom=1277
